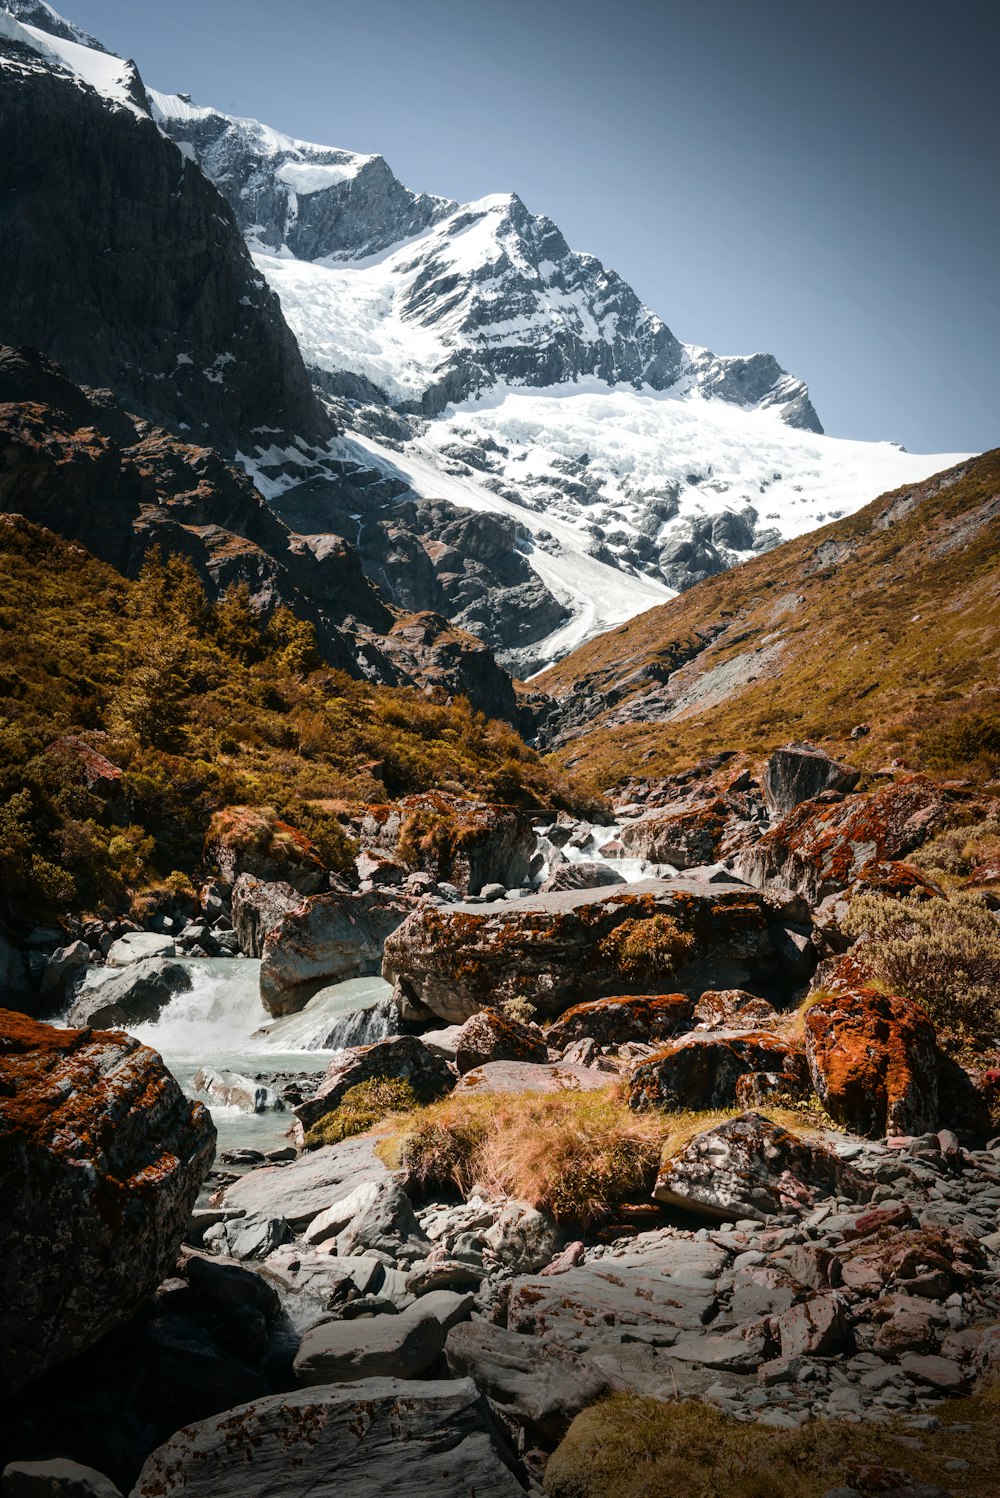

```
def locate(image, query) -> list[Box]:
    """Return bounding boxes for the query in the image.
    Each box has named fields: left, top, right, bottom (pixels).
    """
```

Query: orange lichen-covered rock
left=454, top=1009, right=547, bottom=1074
left=382, top=879, right=807, bottom=1024
left=205, top=805, right=326, bottom=894
left=260, top=888, right=414, bottom=1016
left=546, top=993, right=694, bottom=1049
left=803, top=961, right=940, bottom=1137
left=618, top=798, right=731, bottom=869
left=0, top=1008, right=215, bottom=1398
left=693, top=988, right=778, bottom=1030
left=355, top=791, right=536, bottom=896
left=850, top=859, right=945, bottom=901
left=627, top=1030, right=808, bottom=1112
left=736, top=775, right=956, bottom=902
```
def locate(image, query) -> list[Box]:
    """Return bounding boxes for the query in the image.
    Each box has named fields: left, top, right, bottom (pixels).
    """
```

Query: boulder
left=804, top=962, right=940, bottom=1137
left=294, top=1035, right=454, bottom=1135
left=454, top=1009, right=547, bottom=1074
left=192, top=1068, right=284, bottom=1115
left=260, top=889, right=413, bottom=1015
left=383, top=878, right=808, bottom=1024
left=39, top=940, right=91, bottom=1004
left=618, top=798, right=731, bottom=869
left=445, top=1319, right=609, bottom=1440
left=482, top=1201, right=562, bottom=1273
left=205, top=806, right=326, bottom=894
left=222, top=1133, right=392, bottom=1230
left=65, top=958, right=192, bottom=1029
left=762, top=743, right=861, bottom=817
left=105, top=931, right=176, bottom=967
left=627, top=1032, right=808, bottom=1112
left=0, top=1008, right=215, bottom=1398
left=230, top=874, right=303, bottom=958
left=540, top=861, right=626, bottom=892
left=736, top=775, right=954, bottom=903
left=547, top=993, right=694, bottom=1049
left=1, top=1460, right=122, bottom=1498
left=131, top=1378, right=524, bottom=1498
left=693, top=989, right=778, bottom=1029
left=652, top=1112, right=871, bottom=1221
left=294, top=1306, right=444, bottom=1383
left=777, top=1294, right=851, bottom=1358
left=334, top=1179, right=430, bottom=1262
left=356, top=792, right=536, bottom=895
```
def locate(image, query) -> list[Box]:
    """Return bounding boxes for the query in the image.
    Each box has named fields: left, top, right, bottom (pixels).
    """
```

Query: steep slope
left=536, top=451, right=1000, bottom=785
left=0, top=12, right=329, bottom=451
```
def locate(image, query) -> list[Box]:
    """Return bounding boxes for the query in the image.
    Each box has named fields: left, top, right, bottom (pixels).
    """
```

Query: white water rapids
left=69, top=820, right=667, bottom=1148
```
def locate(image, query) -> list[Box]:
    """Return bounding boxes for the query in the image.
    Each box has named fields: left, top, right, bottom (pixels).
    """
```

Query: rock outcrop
left=627, top=1031, right=809, bottom=1112
left=355, top=792, right=536, bottom=896
left=383, top=879, right=814, bottom=1024
left=761, top=743, right=861, bottom=817
left=0, top=1008, right=215, bottom=1397
left=205, top=807, right=326, bottom=894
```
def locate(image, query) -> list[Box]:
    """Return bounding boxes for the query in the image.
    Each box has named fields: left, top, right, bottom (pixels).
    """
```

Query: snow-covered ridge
left=0, top=7, right=145, bottom=113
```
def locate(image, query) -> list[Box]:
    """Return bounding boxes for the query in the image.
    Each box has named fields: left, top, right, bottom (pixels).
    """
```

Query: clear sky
left=63, top=0, right=998, bottom=454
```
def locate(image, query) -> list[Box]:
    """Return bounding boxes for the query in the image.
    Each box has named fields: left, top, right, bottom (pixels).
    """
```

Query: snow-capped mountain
left=148, top=89, right=971, bottom=667
left=1, top=3, right=974, bottom=677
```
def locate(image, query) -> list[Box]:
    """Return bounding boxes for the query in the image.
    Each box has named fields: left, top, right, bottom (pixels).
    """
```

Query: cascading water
left=531, top=818, right=676, bottom=886
left=72, top=958, right=395, bottom=1150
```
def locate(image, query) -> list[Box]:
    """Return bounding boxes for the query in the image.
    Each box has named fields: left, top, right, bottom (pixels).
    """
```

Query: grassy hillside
left=538, top=452, right=1000, bottom=788
left=0, top=515, right=592, bottom=921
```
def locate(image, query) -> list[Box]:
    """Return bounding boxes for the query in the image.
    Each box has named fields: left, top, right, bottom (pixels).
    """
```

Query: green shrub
left=303, top=1078, right=418, bottom=1149
left=843, top=890, right=1000, bottom=1034
left=912, top=816, right=1000, bottom=880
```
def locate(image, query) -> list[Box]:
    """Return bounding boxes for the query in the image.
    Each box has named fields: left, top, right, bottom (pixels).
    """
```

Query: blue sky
left=66, top=0, right=998, bottom=453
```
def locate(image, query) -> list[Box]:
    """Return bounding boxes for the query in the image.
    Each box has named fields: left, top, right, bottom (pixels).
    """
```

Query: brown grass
left=544, top=1386, right=1000, bottom=1498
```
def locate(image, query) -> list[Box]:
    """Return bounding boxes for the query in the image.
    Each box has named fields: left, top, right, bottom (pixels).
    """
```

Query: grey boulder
left=293, top=1307, right=445, bottom=1383
left=65, top=958, right=192, bottom=1029
left=131, top=1378, right=524, bottom=1497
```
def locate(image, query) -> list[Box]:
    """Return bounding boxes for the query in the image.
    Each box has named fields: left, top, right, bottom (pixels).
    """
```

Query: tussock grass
left=543, top=1387, right=1000, bottom=1498
left=378, top=1091, right=831, bottom=1227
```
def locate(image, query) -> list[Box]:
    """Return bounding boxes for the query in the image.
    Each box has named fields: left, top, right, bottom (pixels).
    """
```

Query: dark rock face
left=230, top=874, right=304, bottom=958
left=0, top=1008, right=215, bottom=1398
left=0, top=40, right=328, bottom=451
left=762, top=742, right=861, bottom=818
left=383, top=879, right=813, bottom=1024
left=454, top=1009, right=548, bottom=1075
left=736, top=776, right=956, bottom=904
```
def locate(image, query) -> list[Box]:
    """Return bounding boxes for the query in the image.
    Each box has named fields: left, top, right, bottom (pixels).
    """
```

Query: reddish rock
left=618, top=798, right=731, bottom=869
left=736, top=775, right=956, bottom=902
left=777, top=1293, right=850, bottom=1358
left=260, top=889, right=413, bottom=1016
left=803, top=961, right=940, bottom=1137
left=205, top=806, right=326, bottom=895
left=546, top=993, right=694, bottom=1049
left=383, top=878, right=809, bottom=1024
left=0, top=1008, right=215, bottom=1398
left=454, top=1009, right=547, bottom=1075
left=850, top=858, right=946, bottom=901
left=627, top=1030, right=808, bottom=1112
left=46, top=734, right=129, bottom=822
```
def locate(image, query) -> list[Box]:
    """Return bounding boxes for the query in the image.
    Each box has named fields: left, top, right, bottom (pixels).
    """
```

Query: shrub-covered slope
left=0, top=515, right=590, bottom=922
left=537, top=452, right=1000, bottom=786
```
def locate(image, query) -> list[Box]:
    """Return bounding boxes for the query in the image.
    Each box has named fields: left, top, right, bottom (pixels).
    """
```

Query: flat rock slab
left=105, top=931, right=176, bottom=966
left=221, top=1134, right=392, bottom=1229
left=294, top=1306, right=444, bottom=1383
left=446, top=1318, right=609, bottom=1440
left=131, top=1377, right=524, bottom=1498
left=456, top=1060, right=612, bottom=1094
left=508, top=1240, right=728, bottom=1342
